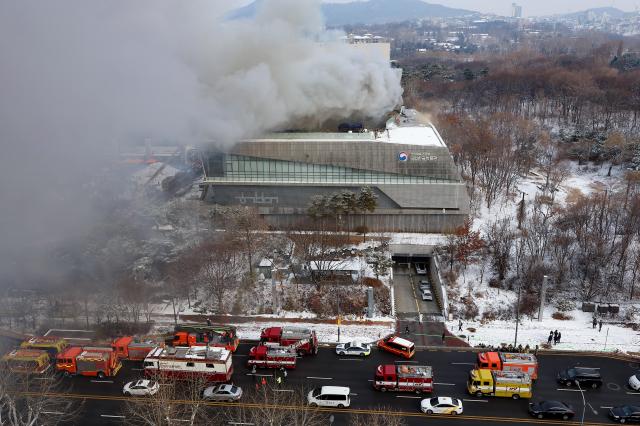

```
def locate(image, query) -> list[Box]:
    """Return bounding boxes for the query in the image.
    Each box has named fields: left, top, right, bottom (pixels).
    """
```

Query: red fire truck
left=56, top=347, right=122, bottom=379
left=167, top=324, right=239, bottom=352
left=373, top=364, right=433, bottom=394
left=112, top=337, right=157, bottom=361
left=476, top=352, right=538, bottom=380
left=143, top=345, right=233, bottom=382
left=260, top=326, right=318, bottom=356
left=247, top=344, right=297, bottom=369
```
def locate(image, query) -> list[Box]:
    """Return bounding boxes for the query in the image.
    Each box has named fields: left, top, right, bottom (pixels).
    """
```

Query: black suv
left=557, top=367, right=603, bottom=388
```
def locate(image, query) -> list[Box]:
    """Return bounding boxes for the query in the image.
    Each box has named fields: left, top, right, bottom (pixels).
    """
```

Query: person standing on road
left=592, top=317, right=597, bottom=329
left=405, top=325, right=410, bottom=335
left=599, top=320, right=603, bottom=332
left=547, top=332, right=553, bottom=345
left=553, top=330, right=558, bottom=345
left=557, top=332, right=562, bottom=344
left=458, top=319, right=463, bottom=332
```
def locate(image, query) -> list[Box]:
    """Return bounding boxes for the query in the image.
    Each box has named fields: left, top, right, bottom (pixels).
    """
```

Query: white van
left=307, top=386, right=351, bottom=408
left=629, top=372, right=640, bottom=390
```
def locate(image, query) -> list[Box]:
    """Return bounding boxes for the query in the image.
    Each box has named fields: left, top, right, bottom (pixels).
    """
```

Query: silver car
left=421, top=289, right=433, bottom=301
left=202, top=384, right=243, bottom=402
left=419, top=280, right=431, bottom=292
left=335, top=341, right=371, bottom=356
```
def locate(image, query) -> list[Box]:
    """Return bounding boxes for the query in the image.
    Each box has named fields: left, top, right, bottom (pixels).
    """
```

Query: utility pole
left=538, top=275, right=548, bottom=322
left=271, top=250, right=278, bottom=315
left=514, top=282, right=523, bottom=347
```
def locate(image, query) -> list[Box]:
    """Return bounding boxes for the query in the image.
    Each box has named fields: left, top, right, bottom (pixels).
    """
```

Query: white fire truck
left=247, top=344, right=297, bottom=369
left=373, top=364, right=434, bottom=394
left=143, top=346, right=233, bottom=383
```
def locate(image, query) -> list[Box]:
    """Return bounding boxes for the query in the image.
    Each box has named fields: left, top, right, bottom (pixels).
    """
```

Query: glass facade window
left=205, top=154, right=455, bottom=184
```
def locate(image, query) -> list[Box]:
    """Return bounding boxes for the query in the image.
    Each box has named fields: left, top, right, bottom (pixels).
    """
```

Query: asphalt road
left=47, top=342, right=640, bottom=425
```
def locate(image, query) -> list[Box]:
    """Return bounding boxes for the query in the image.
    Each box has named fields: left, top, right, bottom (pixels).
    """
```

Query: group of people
left=474, top=342, right=538, bottom=355
left=547, top=330, right=561, bottom=345
left=592, top=317, right=604, bottom=331
left=252, top=365, right=288, bottom=390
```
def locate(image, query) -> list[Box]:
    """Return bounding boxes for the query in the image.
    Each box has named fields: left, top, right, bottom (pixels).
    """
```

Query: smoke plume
left=0, top=0, right=402, bottom=286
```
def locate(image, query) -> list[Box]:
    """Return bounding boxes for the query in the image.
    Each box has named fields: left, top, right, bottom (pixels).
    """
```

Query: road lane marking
left=306, top=376, right=332, bottom=380
left=131, top=368, right=144, bottom=371
left=451, top=362, right=475, bottom=365
left=434, top=383, right=456, bottom=386
left=394, top=360, right=418, bottom=364
left=91, top=380, right=114, bottom=383
left=628, top=391, right=640, bottom=394
left=246, top=373, right=273, bottom=377
left=338, top=359, right=363, bottom=361
left=396, top=395, right=422, bottom=399
left=556, top=388, right=584, bottom=392
left=42, top=411, right=65, bottom=415
left=601, top=406, right=613, bottom=409
left=463, top=399, right=488, bottom=403
left=350, top=393, right=358, bottom=396
left=101, top=415, right=126, bottom=419
left=273, top=389, right=294, bottom=393
left=169, top=420, right=190, bottom=423
left=34, top=377, right=54, bottom=380
left=229, top=423, right=255, bottom=425
left=367, top=379, right=374, bottom=382
left=23, top=391, right=623, bottom=425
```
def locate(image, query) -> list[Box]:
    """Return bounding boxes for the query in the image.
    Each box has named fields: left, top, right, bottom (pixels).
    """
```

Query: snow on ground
left=445, top=161, right=639, bottom=352
left=234, top=321, right=394, bottom=344
left=447, top=307, right=640, bottom=353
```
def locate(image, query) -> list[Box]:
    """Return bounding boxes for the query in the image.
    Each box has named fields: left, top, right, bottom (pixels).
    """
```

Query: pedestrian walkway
left=396, top=320, right=469, bottom=347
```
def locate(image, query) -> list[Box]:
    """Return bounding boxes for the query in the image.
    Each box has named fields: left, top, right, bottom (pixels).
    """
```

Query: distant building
left=511, top=3, right=522, bottom=18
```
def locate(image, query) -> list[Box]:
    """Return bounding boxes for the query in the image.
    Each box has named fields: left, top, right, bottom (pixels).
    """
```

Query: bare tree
left=200, top=237, right=241, bottom=313
left=227, top=385, right=327, bottom=426
left=0, top=363, right=82, bottom=426
left=123, top=375, right=211, bottom=426
left=349, top=406, right=408, bottom=426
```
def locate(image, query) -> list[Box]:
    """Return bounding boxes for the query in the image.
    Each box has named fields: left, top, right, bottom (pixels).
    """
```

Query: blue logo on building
left=398, top=151, right=408, bottom=162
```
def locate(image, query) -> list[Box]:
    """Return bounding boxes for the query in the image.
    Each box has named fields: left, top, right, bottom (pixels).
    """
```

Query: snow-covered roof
left=259, top=258, right=273, bottom=267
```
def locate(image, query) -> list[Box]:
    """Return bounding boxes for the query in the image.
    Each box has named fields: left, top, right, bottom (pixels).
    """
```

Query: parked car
left=528, top=400, right=575, bottom=420
left=123, top=380, right=159, bottom=397
left=202, top=384, right=243, bottom=402
left=421, top=290, right=433, bottom=301
left=414, top=263, right=427, bottom=275
left=557, top=367, right=603, bottom=388
left=307, top=386, right=350, bottom=408
left=420, top=397, right=463, bottom=415
left=418, top=280, right=430, bottom=292
left=629, top=372, right=640, bottom=391
left=335, top=341, right=371, bottom=357
left=609, top=405, right=640, bottom=423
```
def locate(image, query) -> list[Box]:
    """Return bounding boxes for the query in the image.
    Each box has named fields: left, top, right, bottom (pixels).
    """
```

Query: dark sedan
left=609, top=405, right=640, bottom=423
left=529, top=401, right=575, bottom=420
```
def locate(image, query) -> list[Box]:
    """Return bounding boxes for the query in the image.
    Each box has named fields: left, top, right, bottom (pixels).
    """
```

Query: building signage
left=235, top=191, right=279, bottom=205
left=397, top=151, right=438, bottom=162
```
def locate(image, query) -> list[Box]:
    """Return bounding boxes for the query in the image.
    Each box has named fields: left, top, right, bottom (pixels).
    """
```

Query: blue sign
left=398, top=151, right=408, bottom=162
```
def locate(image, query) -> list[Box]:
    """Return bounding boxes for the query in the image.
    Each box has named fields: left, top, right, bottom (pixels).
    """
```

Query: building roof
left=245, top=124, right=445, bottom=148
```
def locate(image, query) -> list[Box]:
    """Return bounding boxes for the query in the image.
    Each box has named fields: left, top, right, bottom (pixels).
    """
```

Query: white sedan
left=420, top=397, right=463, bottom=415
left=123, top=379, right=159, bottom=396
left=335, top=341, right=371, bottom=357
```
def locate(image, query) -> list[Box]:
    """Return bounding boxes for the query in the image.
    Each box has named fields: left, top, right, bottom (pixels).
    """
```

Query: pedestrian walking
left=592, top=317, right=597, bottom=329
left=458, top=319, right=463, bottom=332
left=557, top=332, right=562, bottom=344
left=405, top=325, right=410, bottom=335
left=599, top=320, right=603, bottom=332
left=547, top=332, right=553, bottom=345
left=441, top=332, right=446, bottom=344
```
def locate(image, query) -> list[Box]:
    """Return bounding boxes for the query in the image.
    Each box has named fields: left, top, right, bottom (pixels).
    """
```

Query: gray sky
left=322, top=0, right=639, bottom=17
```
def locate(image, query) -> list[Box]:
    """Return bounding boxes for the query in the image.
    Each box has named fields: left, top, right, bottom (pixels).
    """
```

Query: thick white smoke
left=0, top=0, right=402, bottom=284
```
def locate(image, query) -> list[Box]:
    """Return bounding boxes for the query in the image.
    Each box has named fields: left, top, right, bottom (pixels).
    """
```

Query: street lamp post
left=514, top=282, right=523, bottom=347
left=576, top=380, right=586, bottom=426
